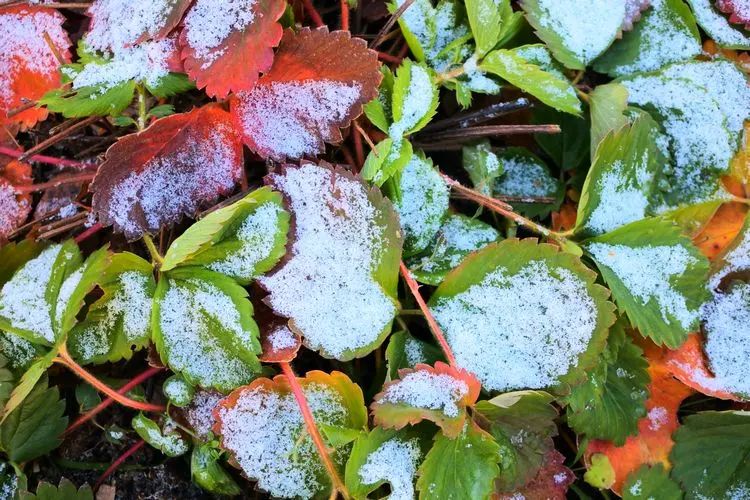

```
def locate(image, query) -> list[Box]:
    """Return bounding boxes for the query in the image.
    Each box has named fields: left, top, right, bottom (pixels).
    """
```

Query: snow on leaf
left=492, top=148, right=562, bottom=218
left=0, top=5, right=71, bottom=130
left=231, top=27, right=381, bottom=161
left=371, top=362, right=480, bottom=438
left=462, top=140, right=504, bottom=196
left=716, top=0, right=750, bottom=30
left=54, top=246, right=110, bottom=337
left=67, top=252, right=155, bottom=365
left=153, top=267, right=261, bottom=392
left=161, top=187, right=290, bottom=285
left=214, top=371, right=366, bottom=499
left=91, top=105, right=244, bottom=240
left=390, top=60, right=439, bottom=140
left=519, top=0, right=626, bottom=69
left=586, top=217, right=711, bottom=348
left=687, top=0, right=750, bottom=49
left=253, top=293, right=302, bottom=363
left=185, top=389, right=224, bottom=440
left=0, top=160, right=31, bottom=243
left=162, top=374, right=194, bottom=407
left=622, top=464, right=682, bottom=500
left=180, top=0, right=286, bottom=98
left=429, top=239, right=615, bottom=392
left=496, top=449, right=575, bottom=500
left=259, top=162, right=402, bottom=361
left=623, top=0, right=652, bottom=31
left=663, top=333, right=739, bottom=401
left=132, top=413, right=189, bottom=457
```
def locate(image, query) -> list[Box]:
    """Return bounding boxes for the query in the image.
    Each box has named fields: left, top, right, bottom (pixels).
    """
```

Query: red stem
left=15, top=172, right=96, bottom=194
left=95, top=439, right=146, bottom=491
left=399, top=261, right=458, bottom=367
left=340, top=0, right=349, bottom=31
left=65, top=366, right=164, bottom=435
left=377, top=51, right=402, bottom=64
left=74, top=222, right=103, bottom=244
left=279, top=362, right=349, bottom=499
left=301, top=0, right=325, bottom=27
left=0, top=146, right=93, bottom=170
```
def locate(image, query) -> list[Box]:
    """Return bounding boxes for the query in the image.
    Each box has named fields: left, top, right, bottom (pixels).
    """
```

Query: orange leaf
left=496, top=449, right=574, bottom=500
left=716, top=0, right=750, bottom=31
left=692, top=202, right=748, bottom=260
left=551, top=202, right=576, bottom=232
left=231, top=27, right=382, bottom=161
left=91, top=105, right=243, bottom=240
left=0, top=5, right=71, bottom=130
left=180, top=0, right=286, bottom=98
left=0, top=159, right=31, bottom=243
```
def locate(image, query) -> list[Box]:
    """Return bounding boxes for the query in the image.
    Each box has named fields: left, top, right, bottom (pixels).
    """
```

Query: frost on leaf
left=371, top=362, right=480, bottom=437
left=430, top=239, right=615, bottom=391
left=214, top=371, right=367, bottom=499
left=67, top=252, right=155, bottom=365
left=132, top=413, right=189, bottom=457
left=231, top=27, right=381, bottom=161
left=259, top=162, right=402, bottom=361
left=687, top=0, right=750, bottom=49
left=0, top=159, right=31, bottom=243
left=388, top=60, right=439, bottom=144
left=91, top=105, right=243, bottom=240
left=153, top=268, right=261, bottom=392
left=161, top=187, right=290, bottom=285
left=180, top=0, right=286, bottom=98
left=493, top=148, right=562, bottom=218
left=586, top=217, right=710, bottom=348
left=185, top=389, right=224, bottom=440
left=0, top=5, right=71, bottom=130
left=462, top=140, right=504, bottom=196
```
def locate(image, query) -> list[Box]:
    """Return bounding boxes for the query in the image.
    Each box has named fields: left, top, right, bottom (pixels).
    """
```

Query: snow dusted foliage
left=687, top=0, right=750, bottom=49
left=430, top=239, right=615, bottom=391
left=260, top=162, right=402, bottom=360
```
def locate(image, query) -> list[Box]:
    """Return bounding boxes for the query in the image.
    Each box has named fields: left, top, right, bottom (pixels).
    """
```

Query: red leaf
left=0, top=5, right=72, bottom=130
left=496, top=449, right=575, bottom=500
left=716, top=0, right=750, bottom=31
left=622, top=0, right=651, bottom=31
left=0, top=159, right=32, bottom=243
left=91, top=105, right=243, bottom=240
left=180, top=0, right=286, bottom=98
left=252, top=286, right=302, bottom=363
left=231, top=27, right=382, bottom=161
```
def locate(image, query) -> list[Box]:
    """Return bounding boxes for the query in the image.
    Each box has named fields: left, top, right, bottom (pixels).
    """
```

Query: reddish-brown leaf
left=231, top=27, right=382, bottom=161
left=495, top=449, right=575, bottom=500
left=180, top=0, right=286, bottom=98
left=91, top=105, right=243, bottom=240
left=252, top=286, right=302, bottom=363
left=0, top=159, right=32, bottom=243
left=716, top=0, right=750, bottom=31
left=0, top=5, right=71, bottom=130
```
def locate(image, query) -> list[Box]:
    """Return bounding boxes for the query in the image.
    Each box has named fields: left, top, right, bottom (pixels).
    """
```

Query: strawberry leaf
left=462, top=140, right=504, bottom=196
left=496, top=449, right=575, bottom=499
left=585, top=217, right=711, bottom=348
left=132, top=413, right=189, bottom=457
left=429, top=239, right=615, bottom=391
left=153, top=267, right=261, bottom=392
left=191, top=444, right=241, bottom=496
left=214, top=371, right=367, bottom=499
left=19, top=478, right=92, bottom=500
left=622, top=464, right=682, bottom=500
left=492, top=148, right=563, bottom=218
left=385, top=331, right=444, bottom=380
left=716, top=0, right=750, bottom=30
left=231, top=27, right=381, bottom=161
left=0, top=160, right=31, bottom=243
left=390, top=60, right=439, bottom=139
left=361, top=137, right=413, bottom=187
left=687, top=0, right=750, bottom=49
left=1, top=351, right=56, bottom=422
left=54, top=247, right=110, bottom=339
left=589, top=82, right=630, bottom=152
left=465, top=0, right=504, bottom=57
left=180, top=0, right=286, bottom=98
left=259, top=162, right=402, bottom=361
left=371, top=362, right=481, bottom=438
left=91, top=105, right=244, bottom=240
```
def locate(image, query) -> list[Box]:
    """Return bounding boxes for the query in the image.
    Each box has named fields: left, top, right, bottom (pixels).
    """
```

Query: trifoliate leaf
left=563, top=321, right=650, bottom=445
left=153, top=267, right=261, bottom=392
left=465, top=0, right=503, bottom=57
left=416, top=422, right=500, bottom=500
left=496, top=449, right=575, bottom=499
left=686, top=0, right=750, bottom=49
left=19, top=478, right=93, bottom=500
left=260, top=162, right=402, bottom=361
left=474, top=391, right=558, bottom=490
left=576, top=112, right=663, bottom=238
left=622, top=464, right=683, bottom=500
left=390, top=60, right=439, bottom=139
left=345, top=426, right=426, bottom=500
left=492, top=148, right=563, bottom=218
left=385, top=331, right=444, bottom=380
left=585, top=217, right=710, bottom=348
left=589, top=82, right=630, bottom=152
left=594, top=0, right=701, bottom=77
left=462, top=140, right=504, bottom=195
left=132, top=413, right=189, bottom=457
left=405, top=213, right=501, bottom=285
left=67, top=252, right=154, bottom=365
left=429, top=239, right=615, bottom=392
left=215, top=371, right=367, bottom=499
left=671, top=411, right=750, bottom=499
left=371, top=362, right=481, bottom=437
left=390, top=152, right=449, bottom=256
left=0, top=375, right=66, bottom=462
left=191, top=444, right=241, bottom=496
left=519, top=0, right=626, bottom=69
left=163, top=374, right=195, bottom=408
left=361, top=137, right=413, bottom=187
left=161, top=187, right=289, bottom=284
left=480, top=48, right=581, bottom=115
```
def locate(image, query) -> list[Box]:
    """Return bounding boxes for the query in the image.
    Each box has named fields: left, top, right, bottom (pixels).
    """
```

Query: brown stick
left=15, top=172, right=96, bottom=194
left=418, top=124, right=560, bottom=143
left=370, top=0, right=415, bottom=49
left=18, top=116, right=100, bottom=162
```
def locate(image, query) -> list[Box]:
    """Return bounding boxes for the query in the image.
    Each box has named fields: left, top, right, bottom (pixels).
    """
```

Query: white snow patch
left=377, top=369, right=469, bottom=417
left=494, top=151, right=558, bottom=198
left=267, top=326, right=297, bottom=351
left=647, top=406, right=668, bottom=430
left=54, top=267, right=84, bottom=327
left=689, top=0, right=750, bottom=48
left=86, top=0, right=179, bottom=51
left=186, top=390, right=224, bottom=439
left=183, top=0, right=258, bottom=69
left=358, top=438, right=422, bottom=500
left=389, top=63, right=435, bottom=140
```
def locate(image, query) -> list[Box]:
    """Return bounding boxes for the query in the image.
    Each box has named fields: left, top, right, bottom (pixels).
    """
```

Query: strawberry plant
left=0, top=0, right=749, bottom=498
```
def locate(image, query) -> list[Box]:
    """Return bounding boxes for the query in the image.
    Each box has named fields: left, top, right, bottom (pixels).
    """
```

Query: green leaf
left=429, top=239, right=615, bottom=391
left=385, top=331, right=444, bottom=380
left=585, top=217, right=711, bottom=348
left=390, top=60, right=439, bottom=138
left=191, top=444, right=241, bottom=496
left=161, top=187, right=289, bottom=284
left=622, top=464, right=683, bottom=500
left=145, top=73, right=195, bottom=98
left=162, top=374, right=195, bottom=407
left=474, top=391, right=558, bottom=490
left=563, top=320, right=650, bottom=445
left=671, top=411, right=750, bottom=499
left=405, top=213, right=501, bottom=285
left=584, top=453, right=616, bottom=489
left=480, top=48, right=581, bottom=115
left=112, top=116, right=136, bottom=127
left=0, top=333, right=46, bottom=373
left=589, top=82, right=630, bottom=153
left=686, top=0, right=750, bottom=50
left=67, top=252, right=154, bottom=365
left=594, top=0, right=701, bottom=77
left=462, top=140, right=504, bottom=195
left=1, top=350, right=56, bottom=422
left=74, top=383, right=101, bottom=411
left=416, top=422, right=500, bottom=500
left=364, top=66, right=395, bottom=134
left=147, top=104, right=176, bottom=118
left=55, top=247, right=110, bottom=338
left=361, top=137, right=413, bottom=186
left=132, top=413, right=189, bottom=457
left=19, top=478, right=93, bottom=500
left=0, top=375, right=66, bottom=462
left=153, top=267, right=261, bottom=392
left=0, top=355, right=12, bottom=411
left=0, top=240, right=43, bottom=287
left=532, top=106, right=590, bottom=173
left=40, top=80, right=137, bottom=118
left=465, top=0, right=503, bottom=56
left=493, top=147, right=563, bottom=218
left=391, top=0, right=436, bottom=62
left=518, top=0, right=625, bottom=69
left=576, top=112, right=663, bottom=238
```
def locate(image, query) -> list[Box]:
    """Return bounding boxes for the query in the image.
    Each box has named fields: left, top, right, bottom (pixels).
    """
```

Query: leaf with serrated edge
left=465, top=0, right=503, bottom=57
left=493, top=147, right=563, bottom=218
left=162, top=187, right=290, bottom=285
left=214, top=371, right=366, bottom=499
left=622, top=464, right=682, bottom=500
left=0, top=350, right=56, bottom=422
left=429, top=239, right=615, bottom=392
left=260, top=162, right=402, bottom=361
left=371, top=362, right=480, bottom=438
left=390, top=60, right=439, bottom=139
left=19, top=478, right=92, bottom=500
left=687, top=0, right=750, bottom=49
left=55, top=246, right=111, bottom=338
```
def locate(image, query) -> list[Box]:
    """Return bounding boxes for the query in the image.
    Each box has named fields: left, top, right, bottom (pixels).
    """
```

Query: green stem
left=398, top=309, right=424, bottom=316
left=142, top=235, right=163, bottom=266
left=136, top=84, right=148, bottom=131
